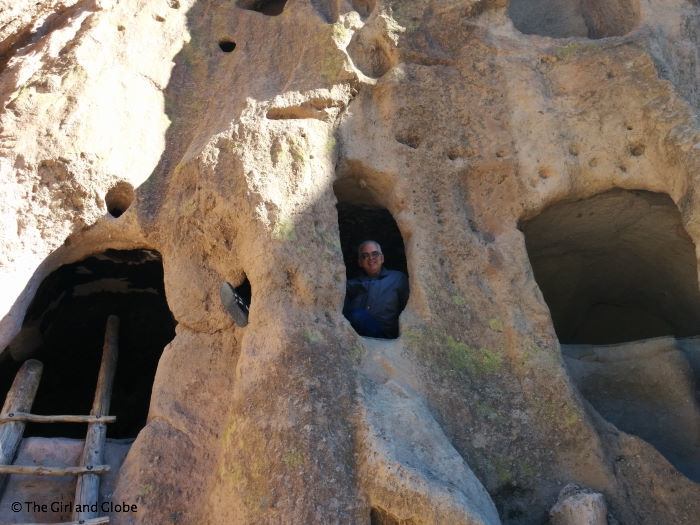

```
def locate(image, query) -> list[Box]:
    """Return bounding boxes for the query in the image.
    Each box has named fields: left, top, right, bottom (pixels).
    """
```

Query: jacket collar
left=360, top=266, right=388, bottom=280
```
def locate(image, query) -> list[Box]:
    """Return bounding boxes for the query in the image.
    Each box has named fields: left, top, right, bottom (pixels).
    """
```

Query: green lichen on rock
left=554, top=42, right=592, bottom=59
left=476, top=401, right=505, bottom=424
left=137, top=484, right=152, bottom=498
left=218, top=425, right=272, bottom=514
left=325, top=135, right=336, bottom=153
left=331, top=22, right=349, bottom=44
left=350, top=343, right=365, bottom=360
left=272, top=220, right=296, bottom=241
left=534, top=399, right=581, bottom=428
left=287, top=137, right=307, bottom=163
left=488, top=317, right=503, bottom=332
left=221, top=416, right=236, bottom=446
left=283, top=448, right=306, bottom=468
left=405, top=327, right=503, bottom=377
left=303, top=327, right=324, bottom=343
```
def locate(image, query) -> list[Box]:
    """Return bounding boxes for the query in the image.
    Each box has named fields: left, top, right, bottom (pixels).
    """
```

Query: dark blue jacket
left=344, top=267, right=409, bottom=338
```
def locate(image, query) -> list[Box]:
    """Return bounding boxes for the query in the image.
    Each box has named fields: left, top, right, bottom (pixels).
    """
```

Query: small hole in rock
left=105, top=181, right=135, bottom=218
left=219, top=40, right=236, bottom=52
left=395, top=132, right=421, bottom=149
left=630, top=143, right=645, bottom=156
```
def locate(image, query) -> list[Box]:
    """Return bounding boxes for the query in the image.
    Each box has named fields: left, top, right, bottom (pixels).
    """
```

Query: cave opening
left=0, top=249, right=176, bottom=439
left=333, top=170, right=409, bottom=339
left=520, top=189, right=700, bottom=345
left=237, top=0, right=288, bottom=16
left=336, top=203, right=408, bottom=281
left=508, top=0, right=640, bottom=39
left=521, top=189, right=700, bottom=480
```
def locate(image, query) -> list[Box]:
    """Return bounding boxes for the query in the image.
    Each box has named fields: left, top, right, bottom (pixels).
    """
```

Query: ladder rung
left=0, top=412, right=116, bottom=424
left=10, top=518, right=108, bottom=525
left=0, top=464, right=110, bottom=476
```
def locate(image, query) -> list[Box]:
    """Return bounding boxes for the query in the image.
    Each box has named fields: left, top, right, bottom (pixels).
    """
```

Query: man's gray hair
left=358, top=240, right=382, bottom=257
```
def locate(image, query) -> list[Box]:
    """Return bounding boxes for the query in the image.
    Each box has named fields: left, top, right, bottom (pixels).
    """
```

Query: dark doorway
left=0, top=249, right=176, bottom=439
left=336, top=203, right=408, bottom=280
left=519, top=189, right=700, bottom=345
left=521, top=189, right=700, bottom=481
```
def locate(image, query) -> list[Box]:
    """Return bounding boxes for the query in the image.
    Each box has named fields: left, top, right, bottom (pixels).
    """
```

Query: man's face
left=358, top=242, right=384, bottom=277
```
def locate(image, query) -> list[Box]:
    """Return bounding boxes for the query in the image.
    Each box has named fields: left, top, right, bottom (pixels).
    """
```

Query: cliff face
left=0, top=1, right=699, bottom=523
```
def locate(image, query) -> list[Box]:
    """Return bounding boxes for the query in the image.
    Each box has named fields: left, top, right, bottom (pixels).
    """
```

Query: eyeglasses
left=360, top=251, right=382, bottom=260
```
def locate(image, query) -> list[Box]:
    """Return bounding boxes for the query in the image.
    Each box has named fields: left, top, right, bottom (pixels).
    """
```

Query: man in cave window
left=343, top=240, right=409, bottom=339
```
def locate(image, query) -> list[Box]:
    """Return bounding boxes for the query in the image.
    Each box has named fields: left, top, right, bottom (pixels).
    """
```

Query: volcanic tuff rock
left=0, top=0, right=699, bottom=524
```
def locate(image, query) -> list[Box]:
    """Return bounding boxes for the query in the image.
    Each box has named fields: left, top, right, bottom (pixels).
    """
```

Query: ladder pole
left=0, top=359, right=43, bottom=496
left=73, top=315, right=119, bottom=521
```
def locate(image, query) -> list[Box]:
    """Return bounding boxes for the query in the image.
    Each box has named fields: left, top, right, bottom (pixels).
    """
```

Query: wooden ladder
left=0, top=315, right=121, bottom=525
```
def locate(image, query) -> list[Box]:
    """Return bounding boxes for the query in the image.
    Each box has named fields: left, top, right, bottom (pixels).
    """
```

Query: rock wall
left=0, top=0, right=699, bottom=524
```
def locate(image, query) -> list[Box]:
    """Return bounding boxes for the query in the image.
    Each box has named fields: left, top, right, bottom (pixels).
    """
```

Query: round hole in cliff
left=218, top=40, right=236, bottom=52
left=0, top=249, right=176, bottom=439
left=519, top=189, right=700, bottom=345
left=104, top=181, right=134, bottom=218
left=347, top=29, right=397, bottom=79
left=508, top=0, right=640, bottom=39
left=237, top=0, right=288, bottom=16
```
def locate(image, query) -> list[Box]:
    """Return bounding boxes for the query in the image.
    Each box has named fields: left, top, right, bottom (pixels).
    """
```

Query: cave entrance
left=334, top=171, right=409, bottom=339
left=520, top=189, right=700, bottom=345
left=336, top=203, right=408, bottom=280
left=1, top=249, right=176, bottom=439
left=508, top=0, right=639, bottom=39
left=520, top=189, right=700, bottom=481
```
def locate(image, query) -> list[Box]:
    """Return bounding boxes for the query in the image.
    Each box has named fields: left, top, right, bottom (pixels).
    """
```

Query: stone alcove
left=333, top=166, right=409, bottom=338
left=0, top=249, right=176, bottom=439
left=520, top=189, right=700, bottom=345
left=520, top=189, right=700, bottom=481
left=237, top=0, right=288, bottom=16
left=336, top=203, right=408, bottom=280
left=508, top=0, right=640, bottom=39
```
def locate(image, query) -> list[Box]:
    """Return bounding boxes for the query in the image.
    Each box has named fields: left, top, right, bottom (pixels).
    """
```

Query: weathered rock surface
left=549, top=484, right=608, bottom=525
left=358, top=338, right=500, bottom=524
left=0, top=1, right=699, bottom=524
left=563, top=337, right=700, bottom=481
